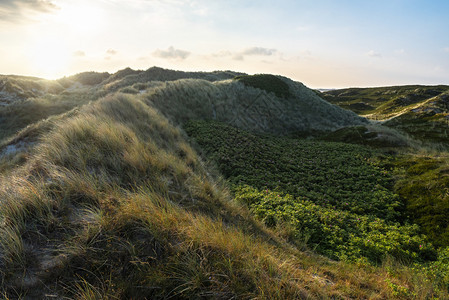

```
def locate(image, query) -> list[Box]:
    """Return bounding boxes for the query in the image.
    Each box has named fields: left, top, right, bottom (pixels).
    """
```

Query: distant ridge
left=321, top=85, right=449, bottom=145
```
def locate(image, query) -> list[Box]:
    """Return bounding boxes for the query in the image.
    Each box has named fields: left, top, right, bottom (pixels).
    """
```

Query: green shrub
left=185, top=120, right=403, bottom=221
left=234, top=185, right=435, bottom=264
left=234, top=74, right=291, bottom=98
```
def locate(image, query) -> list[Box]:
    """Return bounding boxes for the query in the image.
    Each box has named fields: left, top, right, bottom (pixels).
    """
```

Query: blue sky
left=0, top=0, right=448, bottom=88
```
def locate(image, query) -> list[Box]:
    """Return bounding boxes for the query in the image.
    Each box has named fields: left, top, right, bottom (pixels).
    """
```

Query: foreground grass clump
left=0, top=93, right=411, bottom=299
left=234, top=74, right=292, bottom=98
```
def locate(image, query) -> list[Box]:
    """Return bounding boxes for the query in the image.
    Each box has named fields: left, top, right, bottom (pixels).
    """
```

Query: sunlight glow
left=54, top=2, right=106, bottom=34
left=27, top=38, right=70, bottom=79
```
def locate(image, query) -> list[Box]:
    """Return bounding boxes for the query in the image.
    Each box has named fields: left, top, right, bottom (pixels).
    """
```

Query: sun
left=22, top=1, right=107, bottom=79
left=27, top=37, right=70, bottom=79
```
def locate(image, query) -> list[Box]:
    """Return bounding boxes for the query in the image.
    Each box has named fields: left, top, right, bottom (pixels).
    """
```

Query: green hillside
left=321, top=85, right=449, bottom=147
left=0, top=68, right=448, bottom=298
left=321, top=85, right=449, bottom=118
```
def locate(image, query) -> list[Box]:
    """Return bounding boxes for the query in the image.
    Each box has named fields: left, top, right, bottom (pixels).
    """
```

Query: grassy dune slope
left=143, top=74, right=366, bottom=134
left=1, top=69, right=448, bottom=298
left=0, top=93, right=411, bottom=299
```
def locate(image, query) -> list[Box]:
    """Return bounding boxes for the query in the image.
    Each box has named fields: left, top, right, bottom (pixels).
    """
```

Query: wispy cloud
left=73, top=50, right=86, bottom=57
left=366, top=50, right=382, bottom=58
left=212, top=47, right=279, bottom=61
left=153, top=46, right=190, bottom=60
left=395, top=49, right=406, bottom=55
left=242, top=47, right=277, bottom=56
left=212, top=50, right=232, bottom=57
left=0, top=0, right=59, bottom=23
left=444, top=47, right=449, bottom=53
left=106, top=49, right=118, bottom=55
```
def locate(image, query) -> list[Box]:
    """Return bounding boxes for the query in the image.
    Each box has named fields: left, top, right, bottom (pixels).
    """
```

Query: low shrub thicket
left=185, top=120, right=402, bottom=221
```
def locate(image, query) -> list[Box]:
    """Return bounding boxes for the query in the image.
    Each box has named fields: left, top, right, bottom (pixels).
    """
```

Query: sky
left=0, top=0, right=448, bottom=88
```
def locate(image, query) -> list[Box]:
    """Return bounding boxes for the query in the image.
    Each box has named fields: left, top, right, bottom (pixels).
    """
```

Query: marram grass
left=0, top=83, right=446, bottom=298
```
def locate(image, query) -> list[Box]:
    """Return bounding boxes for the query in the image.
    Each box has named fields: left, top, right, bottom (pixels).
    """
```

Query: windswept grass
left=0, top=91, right=432, bottom=298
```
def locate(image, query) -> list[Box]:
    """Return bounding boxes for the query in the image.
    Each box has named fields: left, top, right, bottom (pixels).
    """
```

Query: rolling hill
left=321, top=85, right=449, bottom=146
left=0, top=67, right=448, bottom=299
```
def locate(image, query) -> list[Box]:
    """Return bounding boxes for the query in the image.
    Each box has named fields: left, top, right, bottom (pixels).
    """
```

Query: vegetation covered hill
left=0, top=68, right=448, bottom=298
left=321, top=85, right=449, bottom=118
left=321, top=85, right=449, bottom=146
left=142, top=74, right=365, bottom=134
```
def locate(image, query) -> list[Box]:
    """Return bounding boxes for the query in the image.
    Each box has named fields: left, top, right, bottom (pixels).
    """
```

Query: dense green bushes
left=234, top=186, right=435, bottom=264
left=185, top=121, right=449, bottom=263
left=234, top=74, right=291, bottom=98
left=185, top=120, right=402, bottom=221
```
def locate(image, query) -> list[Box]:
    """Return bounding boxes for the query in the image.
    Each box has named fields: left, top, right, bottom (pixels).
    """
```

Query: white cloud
left=106, top=49, right=118, bottom=55
left=153, top=46, right=190, bottom=60
left=210, top=47, right=280, bottom=61
left=366, top=50, right=382, bottom=58
left=243, top=47, right=277, bottom=56
left=444, top=47, right=449, bottom=53
left=395, top=49, right=405, bottom=55
left=73, top=50, right=86, bottom=57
